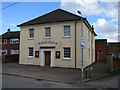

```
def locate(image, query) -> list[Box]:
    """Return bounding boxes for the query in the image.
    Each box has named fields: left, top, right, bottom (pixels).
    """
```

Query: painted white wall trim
left=40, top=49, right=54, bottom=67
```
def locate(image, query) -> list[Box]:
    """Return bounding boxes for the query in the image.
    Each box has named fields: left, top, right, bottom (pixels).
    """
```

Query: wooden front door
left=45, top=51, right=51, bottom=66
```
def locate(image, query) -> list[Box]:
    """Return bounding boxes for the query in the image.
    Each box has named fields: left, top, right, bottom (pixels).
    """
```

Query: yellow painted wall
left=19, top=20, right=95, bottom=69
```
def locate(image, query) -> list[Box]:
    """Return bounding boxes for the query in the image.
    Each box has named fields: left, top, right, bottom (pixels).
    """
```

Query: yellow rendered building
left=17, top=9, right=97, bottom=69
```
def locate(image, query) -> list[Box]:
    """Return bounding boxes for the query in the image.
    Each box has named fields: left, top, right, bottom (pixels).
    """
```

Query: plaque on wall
left=35, top=51, right=39, bottom=58
left=56, top=51, right=60, bottom=59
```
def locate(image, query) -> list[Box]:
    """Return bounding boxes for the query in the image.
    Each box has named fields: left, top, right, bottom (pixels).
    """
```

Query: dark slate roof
left=17, top=8, right=97, bottom=36
left=17, top=9, right=83, bottom=27
left=1, top=31, right=20, bottom=39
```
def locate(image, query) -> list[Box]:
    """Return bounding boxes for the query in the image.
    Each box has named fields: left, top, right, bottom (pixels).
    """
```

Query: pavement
left=2, top=62, right=111, bottom=84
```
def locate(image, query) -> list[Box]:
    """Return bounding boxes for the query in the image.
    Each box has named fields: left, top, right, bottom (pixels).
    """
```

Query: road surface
left=2, top=74, right=119, bottom=89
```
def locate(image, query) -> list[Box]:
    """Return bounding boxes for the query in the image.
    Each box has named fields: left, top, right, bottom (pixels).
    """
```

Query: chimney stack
left=7, top=28, right=10, bottom=32
left=92, top=25, right=94, bottom=30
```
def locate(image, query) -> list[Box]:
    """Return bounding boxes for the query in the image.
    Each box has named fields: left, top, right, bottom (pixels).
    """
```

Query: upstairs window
left=2, top=39, right=7, bottom=44
left=64, top=47, right=71, bottom=58
left=10, top=38, right=19, bottom=43
left=64, top=26, right=70, bottom=37
left=29, top=29, right=34, bottom=38
left=45, top=27, right=51, bottom=38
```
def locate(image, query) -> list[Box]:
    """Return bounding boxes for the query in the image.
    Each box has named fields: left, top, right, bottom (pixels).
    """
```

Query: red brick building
left=107, top=42, right=120, bottom=61
left=0, top=29, right=20, bottom=62
left=107, top=42, right=120, bottom=70
left=95, top=39, right=107, bottom=62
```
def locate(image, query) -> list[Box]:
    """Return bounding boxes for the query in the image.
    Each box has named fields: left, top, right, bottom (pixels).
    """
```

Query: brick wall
left=2, top=39, right=19, bottom=55
left=113, top=60, right=120, bottom=70
left=108, top=43, right=120, bottom=61
left=95, top=39, right=107, bottom=62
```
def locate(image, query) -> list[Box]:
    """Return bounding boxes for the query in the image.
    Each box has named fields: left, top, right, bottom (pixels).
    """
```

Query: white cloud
left=100, top=0, right=119, bottom=2
left=96, top=19, right=107, bottom=26
left=61, top=0, right=118, bottom=19
left=107, top=38, right=118, bottom=42
left=93, top=18, right=118, bottom=42
left=61, top=0, right=103, bottom=16
left=61, top=0, right=118, bottom=42
left=0, top=20, right=4, bottom=23
left=10, top=24, right=17, bottom=27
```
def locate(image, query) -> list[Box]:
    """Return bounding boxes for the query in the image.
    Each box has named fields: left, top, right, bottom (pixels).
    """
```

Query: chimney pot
left=92, top=25, right=94, bottom=30
left=7, top=28, right=10, bottom=32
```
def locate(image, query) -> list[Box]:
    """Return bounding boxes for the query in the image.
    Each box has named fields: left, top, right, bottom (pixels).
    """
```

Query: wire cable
left=0, top=0, right=23, bottom=10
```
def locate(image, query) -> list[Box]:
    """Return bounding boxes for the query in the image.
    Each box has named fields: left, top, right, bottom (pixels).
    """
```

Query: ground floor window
left=29, top=47, right=34, bottom=56
left=10, top=50, right=19, bottom=54
left=63, top=47, right=71, bottom=58
left=0, top=50, right=7, bottom=55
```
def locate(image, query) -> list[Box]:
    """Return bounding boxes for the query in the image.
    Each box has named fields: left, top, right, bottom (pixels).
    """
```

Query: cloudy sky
left=1, top=0, right=119, bottom=42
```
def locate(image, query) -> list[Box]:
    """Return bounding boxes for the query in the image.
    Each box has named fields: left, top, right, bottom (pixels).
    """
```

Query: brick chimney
left=7, top=28, right=10, bottom=32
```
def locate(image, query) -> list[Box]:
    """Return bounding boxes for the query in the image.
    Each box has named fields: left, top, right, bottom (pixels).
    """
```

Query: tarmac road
left=2, top=74, right=100, bottom=89
left=85, top=74, right=120, bottom=88
left=2, top=74, right=119, bottom=89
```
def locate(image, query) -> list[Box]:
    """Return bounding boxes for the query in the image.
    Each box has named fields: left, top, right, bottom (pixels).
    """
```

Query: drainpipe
left=75, top=20, right=77, bottom=69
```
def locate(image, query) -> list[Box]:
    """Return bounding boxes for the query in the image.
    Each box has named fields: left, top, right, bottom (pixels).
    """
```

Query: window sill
left=28, top=38, right=34, bottom=40
left=28, top=56, right=34, bottom=59
left=44, top=37, right=51, bottom=39
left=62, top=58, right=71, bottom=60
left=63, top=36, right=71, bottom=38
left=10, top=43, right=18, bottom=44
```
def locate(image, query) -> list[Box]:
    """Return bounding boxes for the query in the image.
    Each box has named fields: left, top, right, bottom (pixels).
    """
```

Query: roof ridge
left=17, top=8, right=83, bottom=27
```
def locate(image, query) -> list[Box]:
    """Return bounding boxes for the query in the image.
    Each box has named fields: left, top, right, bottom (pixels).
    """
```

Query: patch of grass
left=111, top=69, right=120, bottom=75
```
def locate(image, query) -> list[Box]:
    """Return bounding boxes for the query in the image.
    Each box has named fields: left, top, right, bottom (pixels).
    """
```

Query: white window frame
left=45, top=27, right=51, bottom=38
left=64, top=25, right=71, bottom=37
left=28, top=47, right=34, bottom=58
left=10, top=38, right=19, bottom=44
left=29, top=29, right=34, bottom=39
left=2, top=50, right=7, bottom=55
left=63, top=47, right=71, bottom=59
left=10, top=50, right=19, bottom=54
left=2, top=39, right=7, bottom=44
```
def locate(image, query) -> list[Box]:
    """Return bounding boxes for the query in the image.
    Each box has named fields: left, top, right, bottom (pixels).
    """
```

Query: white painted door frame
left=40, top=49, right=54, bottom=67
